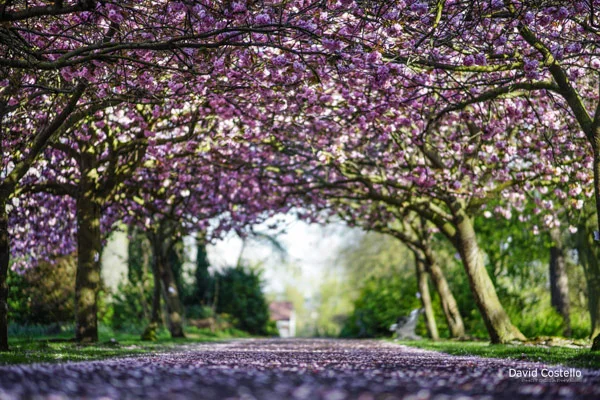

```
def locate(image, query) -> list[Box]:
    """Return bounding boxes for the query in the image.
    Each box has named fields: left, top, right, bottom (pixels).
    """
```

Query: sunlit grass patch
left=393, top=339, right=600, bottom=370
left=0, top=326, right=250, bottom=365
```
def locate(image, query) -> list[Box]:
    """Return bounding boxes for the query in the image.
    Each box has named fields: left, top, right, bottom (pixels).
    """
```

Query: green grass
left=0, top=325, right=251, bottom=365
left=393, top=339, right=600, bottom=370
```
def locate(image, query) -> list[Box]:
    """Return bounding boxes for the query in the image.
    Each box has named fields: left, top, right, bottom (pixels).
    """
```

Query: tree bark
left=415, top=252, right=439, bottom=340
left=590, top=147, right=600, bottom=350
left=593, top=333, right=600, bottom=352
left=127, top=227, right=151, bottom=320
left=141, top=245, right=162, bottom=341
left=195, top=232, right=212, bottom=305
left=75, top=195, right=102, bottom=343
left=452, top=203, right=526, bottom=343
left=153, top=237, right=185, bottom=338
left=161, top=257, right=185, bottom=338
left=422, top=246, right=466, bottom=339
left=574, top=219, right=600, bottom=350
left=590, top=274, right=600, bottom=350
left=0, top=196, right=9, bottom=351
left=150, top=258, right=162, bottom=327
left=549, top=227, right=571, bottom=337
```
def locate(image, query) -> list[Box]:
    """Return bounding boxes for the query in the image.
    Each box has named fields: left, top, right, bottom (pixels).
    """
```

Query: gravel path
left=0, top=339, right=599, bottom=399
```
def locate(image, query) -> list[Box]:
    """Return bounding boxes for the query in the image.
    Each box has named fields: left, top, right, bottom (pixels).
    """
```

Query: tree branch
left=0, top=82, right=86, bottom=196
left=0, top=1, right=96, bottom=23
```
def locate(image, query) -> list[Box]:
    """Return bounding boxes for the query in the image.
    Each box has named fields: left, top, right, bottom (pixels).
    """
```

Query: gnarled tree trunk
left=0, top=196, right=9, bottom=351
left=452, top=202, right=525, bottom=343
left=549, top=227, right=571, bottom=337
left=590, top=275, right=600, bottom=351
left=590, top=148, right=600, bottom=350
left=422, top=246, right=465, bottom=338
left=150, top=261, right=162, bottom=326
left=161, top=255, right=185, bottom=338
left=127, top=227, right=152, bottom=320
left=195, top=232, right=212, bottom=305
left=142, top=242, right=162, bottom=341
left=152, top=236, right=185, bottom=338
left=574, top=217, right=600, bottom=351
left=414, top=252, right=439, bottom=340
left=75, top=195, right=102, bottom=343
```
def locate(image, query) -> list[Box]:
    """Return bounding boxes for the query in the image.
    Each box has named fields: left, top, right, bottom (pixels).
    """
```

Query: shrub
left=110, top=276, right=154, bottom=331
left=8, top=255, right=76, bottom=325
left=215, top=266, right=271, bottom=335
left=340, top=275, right=423, bottom=338
left=185, top=305, right=214, bottom=320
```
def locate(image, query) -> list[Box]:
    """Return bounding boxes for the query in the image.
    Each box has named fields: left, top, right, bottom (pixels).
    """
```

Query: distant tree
left=126, top=226, right=153, bottom=320
left=192, top=232, right=212, bottom=307
left=168, top=236, right=187, bottom=304
left=215, top=266, right=270, bottom=335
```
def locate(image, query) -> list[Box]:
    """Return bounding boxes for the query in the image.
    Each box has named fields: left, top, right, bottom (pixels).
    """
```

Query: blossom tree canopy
left=2, top=0, right=600, bottom=348
left=192, top=42, right=593, bottom=342
left=0, top=0, right=365, bottom=347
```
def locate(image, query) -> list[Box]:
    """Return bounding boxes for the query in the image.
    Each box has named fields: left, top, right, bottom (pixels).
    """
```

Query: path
left=0, top=339, right=599, bottom=399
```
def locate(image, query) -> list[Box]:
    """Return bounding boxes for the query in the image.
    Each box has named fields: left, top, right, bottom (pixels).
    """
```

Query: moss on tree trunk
left=0, top=196, right=9, bottom=351
left=582, top=249, right=600, bottom=347
left=160, top=257, right=185, bottom=338
left=549, top=227, right=571, bottom=337
left=573, top=203, right=600, bottom=350
left=142, top=245, right=162, bottom=341
left=75, top=195, right=102, bottom=343
left=422, top=247, right=465, bottom=339
left=452, top=203, right=525, bottom=344
left=590, top=148, right=600, bottom=349
left=151, top=237, right=185, bottom=339
left=415, top=253, right=439, bottom=340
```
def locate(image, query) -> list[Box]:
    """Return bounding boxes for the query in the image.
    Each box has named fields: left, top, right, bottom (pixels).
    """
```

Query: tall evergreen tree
left=193, top=233, right=213, bottom=306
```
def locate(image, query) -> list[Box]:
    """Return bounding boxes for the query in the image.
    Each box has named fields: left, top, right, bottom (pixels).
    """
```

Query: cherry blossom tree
left=0, top=0, right=355, bottom=349
left=355, top=0, right=600, bottom=347
left=117, top=127, right=285, bottom=338
left=216, top=54, right=590, bottom=342
left=4, top=0, right=598, bottom=351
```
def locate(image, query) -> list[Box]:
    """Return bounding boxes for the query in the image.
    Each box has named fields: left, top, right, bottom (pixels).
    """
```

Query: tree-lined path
left=0, top=339, right=598, bottom=400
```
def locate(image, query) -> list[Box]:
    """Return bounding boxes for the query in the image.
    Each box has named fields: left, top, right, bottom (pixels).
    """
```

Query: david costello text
left=508, top=368, right=582, bottom=382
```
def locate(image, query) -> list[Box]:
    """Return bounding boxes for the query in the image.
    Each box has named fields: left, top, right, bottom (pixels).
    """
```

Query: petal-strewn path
left=1, top=339, right=599, bottom=399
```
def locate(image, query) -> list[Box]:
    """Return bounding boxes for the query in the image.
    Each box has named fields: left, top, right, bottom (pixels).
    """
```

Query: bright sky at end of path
left=207, top=216, right=353, bottom=297
left=101, top=215, right=355, bottom=299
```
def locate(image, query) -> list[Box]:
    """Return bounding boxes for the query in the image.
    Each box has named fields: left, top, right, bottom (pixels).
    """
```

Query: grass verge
left=0, top=326, right=250, bottom=365
left=393, top=339, right=600, bottom=369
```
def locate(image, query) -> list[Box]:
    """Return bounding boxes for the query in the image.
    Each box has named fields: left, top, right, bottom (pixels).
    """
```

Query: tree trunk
left=75, top=195, right=102, bottom=343
left=590, top=147, right=600, bottom=350
left=153, top=238, right=185, bottom=338
left=422, top=246, right=465, bottom=339
left=549, top=227, right=571, bottom=337
left=195, top=232, right=212, bottom=305
left=128, top=227, right=151, bottom=320
left=0, top=196, right=9, bottom=351
left=574, top=217, right=600, bottom=350
left=415, top=252, right=439, bottom=340
left=590, top=273, right=600, bottom=351
left=161, top=259, right=185, bottom=338
left=141, top=247, right=162, bottom=341
left=150, top=259, right=161, bottom=326
left=593, top=333, right=600, bottom=352
left=452, top=203, right=525, bottom=343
